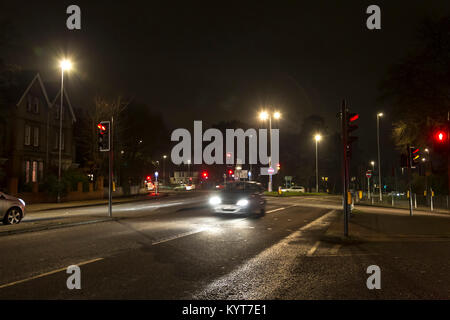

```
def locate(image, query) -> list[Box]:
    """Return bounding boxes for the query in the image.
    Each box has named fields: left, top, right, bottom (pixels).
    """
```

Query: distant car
left=1, top=192, right=26, bottom=225
left=146, top=181, right=155, bottom=191
left=209, top=181, right=266, bottom=217
left=281, top=186, right=305, bottom=193
left=185, top=183, right=195, bottom=191
left=174, top=183, right=195, bottom=191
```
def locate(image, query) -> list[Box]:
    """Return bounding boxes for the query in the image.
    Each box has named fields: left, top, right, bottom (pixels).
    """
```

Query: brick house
left=0, top=71, right=76, bottom=195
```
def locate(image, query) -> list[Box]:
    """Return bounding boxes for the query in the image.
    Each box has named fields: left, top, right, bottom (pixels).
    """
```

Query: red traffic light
left=146, top=176, right=151, bottom=181
left=97, top=123, right=106, bottom=132
left=435, top=131, right=446, bottom=142
left=228, top=169, right=234, bottom=175
left=349, top=114, right=359, bottom=122
left=202, top=171, right=208, bottom=179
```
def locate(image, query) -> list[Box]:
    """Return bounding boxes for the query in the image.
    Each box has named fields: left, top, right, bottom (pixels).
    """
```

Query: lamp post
left=163, top=155, right=167, bottom=184
left=57, top=59, right=72, bottom=203
left=370, top=161, right=375, bottom=198
left=377, top=112, right=383, bottom=201
left=314, top=134, right=322, bottom=193
left=259, top=110, right=281, bottom=192
left=187, top=159, right=191, bottom=182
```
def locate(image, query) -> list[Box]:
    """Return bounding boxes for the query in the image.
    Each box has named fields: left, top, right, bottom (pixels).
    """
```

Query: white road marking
left=330, top=244, right=341, bottom=255
left=266, top=205, right=297, bottom=214
left=151, top=228, right=206, bottom=245
left=306, top=241, right=321, bottom=256
left=194, top=210, right=338, bottom=299
left=0, top=258, right=103, bottom=289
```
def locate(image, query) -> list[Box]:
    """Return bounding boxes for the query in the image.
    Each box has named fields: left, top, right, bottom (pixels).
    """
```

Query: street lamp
left=370, top=161, right=375, bottom=197
left=163, top=155, right=167, bottom=184
left=259, top=110, right=281, bottom=192
left=376, top=112, right=383, bottom=201
left=187, top=159, right=191, bottom=181
left=57, top=59, right=72, bottom=203
left=314, top=134, right=322, bottom=193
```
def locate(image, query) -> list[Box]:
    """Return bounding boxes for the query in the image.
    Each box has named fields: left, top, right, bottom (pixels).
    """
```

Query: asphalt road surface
left=0, top=194, right=449, bottom=299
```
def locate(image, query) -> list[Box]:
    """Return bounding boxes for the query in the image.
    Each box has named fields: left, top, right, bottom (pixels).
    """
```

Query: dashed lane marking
left=306, top=241, right=321, bottom=257
left=330, top=244, right=341, bottom=255
left=0, top=257, right=103, bottom=289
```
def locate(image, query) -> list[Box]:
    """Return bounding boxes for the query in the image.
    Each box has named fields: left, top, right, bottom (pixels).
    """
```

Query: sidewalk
left=26, top=192, right=170, bottom=213
left=325, top=205, right=450, bottom=242
left=357, top=199, right=450, bottom=215
left=0, top=192, right=171, bottom=237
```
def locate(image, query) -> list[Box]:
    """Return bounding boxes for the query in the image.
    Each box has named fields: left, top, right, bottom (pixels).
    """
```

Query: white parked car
left=281, top=186, right=305, bottom=193
left=1, top=192, right=26, bottom=225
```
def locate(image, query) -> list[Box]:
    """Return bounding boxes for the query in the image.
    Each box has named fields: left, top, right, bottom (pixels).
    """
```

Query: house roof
left=45, top=81, right=76, bottom=122
left=0, top=69, right=76, bottom=122
left=15, top=72, right=52, bottom=110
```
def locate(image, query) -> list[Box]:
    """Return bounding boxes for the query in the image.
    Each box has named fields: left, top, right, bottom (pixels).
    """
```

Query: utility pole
left=407, top=144, right=413, bottom=216
left=108, top=116, right=114, bottom=218
left=341, top=100, right=349, bottom=237
left=376, top=113, right=383, bottom=201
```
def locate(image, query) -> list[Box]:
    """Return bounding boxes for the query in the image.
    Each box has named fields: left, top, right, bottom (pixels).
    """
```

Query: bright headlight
left=209, top=196, right=221, bottom=205
left=237, top=199, right=249, bottom=206
left=18, top=198, right=26, bottom=206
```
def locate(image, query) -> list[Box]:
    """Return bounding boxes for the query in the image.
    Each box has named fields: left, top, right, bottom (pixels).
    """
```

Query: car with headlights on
left=209, top=181, right=266, bottom=217
left=1, top=191, right=26, bottom=225
left=280, top=185, right=305, bottom=193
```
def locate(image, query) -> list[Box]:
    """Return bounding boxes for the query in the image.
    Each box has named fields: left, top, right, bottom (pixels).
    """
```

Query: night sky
left=1, top=0, right=449, bottom=160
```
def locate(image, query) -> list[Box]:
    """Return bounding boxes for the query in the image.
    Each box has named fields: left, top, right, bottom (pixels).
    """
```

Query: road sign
left=366, top=171, right=372, bottom=178
left=238, top=170, right=248, bottom=179
left=268, top=167, right=275, bottom=175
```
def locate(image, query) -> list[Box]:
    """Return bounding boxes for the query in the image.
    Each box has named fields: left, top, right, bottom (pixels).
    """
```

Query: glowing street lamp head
left=273, top=111, right=281, bottom=119
left=60, top=59, right=72, bottom=71
left=314, top=134, right=322, bottom=142
left=377, top=112, right=383, bottom=117
left=259, top=111, right=269, bottom=121
left=370, top=161, right=375, bottom=166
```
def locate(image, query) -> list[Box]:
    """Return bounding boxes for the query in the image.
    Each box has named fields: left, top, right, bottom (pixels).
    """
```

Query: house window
left=24, top=161, right=30, bottom=183
left=54, top=131, right=59, bottom=149
left=32, top=161, right=37, bottom=183
left=54, top=131, right=65, bottom=150
left=55, top=105, right=63, bottom=120
left=27, top=96, right=32, bottom=112
left=33, top=127, right=39, bottom=147
left=33, top=97, right=39, bottom=113
left=24, top=125, right=31, bottom=145
left=39, top=161, right=44, bottom=181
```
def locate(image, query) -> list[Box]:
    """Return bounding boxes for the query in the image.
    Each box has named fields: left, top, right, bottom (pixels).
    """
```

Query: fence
left=356, top=191, right=450, bottom=213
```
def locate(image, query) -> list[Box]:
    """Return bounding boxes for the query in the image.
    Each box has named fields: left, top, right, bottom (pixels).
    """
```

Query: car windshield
left=224, top=182, right=261, bottom=193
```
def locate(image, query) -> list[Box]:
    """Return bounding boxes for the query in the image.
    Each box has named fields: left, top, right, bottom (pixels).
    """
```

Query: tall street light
left=314, top=134, right=322, bottom=193
left=259, top=110, right=281, bottom=192
left=377, top=112, right=383, bottom=201
left=163, top=155, right=167, bottom=184
left=187, top=159, right=191, bottom=182
left=57, top=59, right=72, bottom=203
left=370, top=161, right=375, bottom=197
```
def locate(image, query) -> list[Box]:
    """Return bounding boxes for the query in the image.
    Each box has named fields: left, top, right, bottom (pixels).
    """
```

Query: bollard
left=431, top=190, right=434, bottom=211
left=414, top=193, right=417, bottom=209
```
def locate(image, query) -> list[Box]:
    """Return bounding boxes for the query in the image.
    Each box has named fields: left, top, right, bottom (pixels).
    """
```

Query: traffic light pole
left=108, top=116, right=113, bottom=218
left=407, top=144, right=413, bottom=217
left=341, top=100, right=349, bottom=237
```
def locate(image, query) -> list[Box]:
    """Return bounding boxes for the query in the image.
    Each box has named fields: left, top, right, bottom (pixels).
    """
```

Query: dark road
left=1, top=194, right=449, bottom=299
